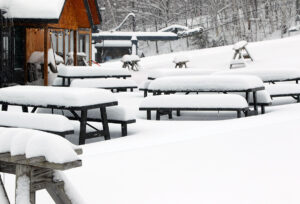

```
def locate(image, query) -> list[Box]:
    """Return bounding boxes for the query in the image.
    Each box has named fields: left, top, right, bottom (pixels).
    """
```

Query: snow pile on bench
left=148, top=69, right=217, bottom=79
left=37, top=106, right=135, bottom=122
left=173, top=55, right=189, bottom=64
left=140, top=94, right=249, bottom=109
left=265, top=84, right=300, bottom=95
left=70, top=78, right=137, bottom=88
left=148, top=75, right=264, bottom=92
left=230, top=59, right=246, bottom=69
left=121, top=55, right=140, bottom=62
left=0, top=86, right=117, bottom=107
left=27, top=49, right=59, bottom=66
left=233, top=40, right=248, bottom=50
left=0, top=112, right=73, bottom=133
left=215, top=68, right=300, bottom=82
left=58, top=65, right=131, bottom=77
left=0, top=127, right=79, bottom=164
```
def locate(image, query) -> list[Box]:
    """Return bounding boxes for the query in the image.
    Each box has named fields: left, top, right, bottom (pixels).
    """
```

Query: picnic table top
left=70, top=78, right=138, bottom=88
left=148, top=69, right=218, bottom=80
left=214, top=68, right=300, bottom=82
left=57, top=65, right=131, bottom=78
left=0, top=86, right=118, bottom=109
left=148, top=75, right=265, bottom=92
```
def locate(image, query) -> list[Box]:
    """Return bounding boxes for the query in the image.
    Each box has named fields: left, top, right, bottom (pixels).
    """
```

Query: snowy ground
left=3, top=35, right=300, bottom=203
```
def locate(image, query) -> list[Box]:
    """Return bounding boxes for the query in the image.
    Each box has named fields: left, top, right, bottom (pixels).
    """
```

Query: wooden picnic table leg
left=62, top=77, right=66, bottom=86
left=22, top=106, right=29, bottom=113
left=121, top=123, right=127, bottom=137
left=237, top=110, right=242, bottom=118
left=156, top=111, right=161, bottom=120
left=79, top=109, right=87, bottom=145
left=100, top=107, right=111, bottom=140
left=261, top=106, right=266, bottom=114
left=1, top=104, right=8, bottom=111
left=253, top=91, right=258, bottom=112
left=147, top=110, right=151, bottom=120
left=67, top=78, right=71, bottom=87
left=176, top=110, right=181, bottom=116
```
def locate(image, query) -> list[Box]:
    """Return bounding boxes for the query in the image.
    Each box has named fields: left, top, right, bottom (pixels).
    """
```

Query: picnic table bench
left=147, top=75, right=265, bottom=113
left=0, top=111, right=74, bottom=137
left=37, top=106, right=136, bottom=136
left=57, top=65, right=132, bottom=86
left=214, top=68, right=300, bottom=83
left=139, top=94, right=250, bottom=120
left=0, top=86, right=118, bottom=145
left=173, top=56, right=189, bottom=68
left=70, top=78, right=138, bottom=92
left=265, top=84, right=300, bottom=102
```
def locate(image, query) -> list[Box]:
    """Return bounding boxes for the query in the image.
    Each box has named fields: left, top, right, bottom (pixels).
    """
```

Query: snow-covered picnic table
left=147, top=69, right=218, bottom=80
left=121, top=55, right=140, bottom=71
left=147, top=75, right=265, bottom=112
left=57, top=65, right=132, bottom=86
left=0, top=86, right=118, bottom=145
left=215, top=68, right=300, bottom=83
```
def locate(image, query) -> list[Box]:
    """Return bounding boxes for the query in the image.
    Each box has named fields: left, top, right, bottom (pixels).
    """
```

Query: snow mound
left=0, top=128, right=79, bottom=163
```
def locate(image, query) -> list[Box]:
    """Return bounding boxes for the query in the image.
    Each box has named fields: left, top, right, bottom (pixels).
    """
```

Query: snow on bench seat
left=147, top=69, right=217, bottom=80
left=0, top=111, right=74, bottom=136
left=0, top=86, right=117, bottom=108
left=0, top=127, right=79, bottom=164
left=58, top=65, right=132, bottom=78
left=37, top=106, right=136, bottom=136
left=139, top=94, right=249, bottom=120
left=70, top=78, right=138, bottom=92
left=265, top=84, right=300, bottom=102
left=214, top=68, right=300, bottom=83
left=148, top=75, right=264, bottom=92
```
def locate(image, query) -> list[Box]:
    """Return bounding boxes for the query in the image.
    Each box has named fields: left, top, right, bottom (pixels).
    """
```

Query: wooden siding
left=26, top=28, right=50, bottom=62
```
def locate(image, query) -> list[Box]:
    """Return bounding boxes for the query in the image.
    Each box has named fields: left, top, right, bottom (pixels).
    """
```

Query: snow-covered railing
left=214, top=68, right=300, bottom=83
left=0, top=127, right=83, bottom=204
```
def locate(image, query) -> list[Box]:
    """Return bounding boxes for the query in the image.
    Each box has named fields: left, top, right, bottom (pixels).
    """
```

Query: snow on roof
left=2, top=0, right=65, bottom=20
left=148, top=75, right=264, bottom=92
left=0, top=127, right=79, bottom=163
left=95, top=40, right=132, bottom=48
left=158, top=24, right=189, bottom=32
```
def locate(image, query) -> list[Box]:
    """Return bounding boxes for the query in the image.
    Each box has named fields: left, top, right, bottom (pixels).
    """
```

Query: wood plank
left=46, top=181, right=72, bottom=204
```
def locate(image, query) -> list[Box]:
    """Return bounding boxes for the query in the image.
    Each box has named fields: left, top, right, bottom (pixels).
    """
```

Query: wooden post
left=15, top=165, right=35, bottom=204
left=73, top=30, right=78, bottom=66
left=44, top=26, right=49, bottom=86
left=0, top=174, right=10, bottom=204
left=63, top=30, right=66, bottom=63
left=89, top=29, right=92, bottom=66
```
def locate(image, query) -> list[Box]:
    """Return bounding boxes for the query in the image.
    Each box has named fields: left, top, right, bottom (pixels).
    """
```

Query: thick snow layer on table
left=70, top=79, right=137, bottom=88
left=27, top=49, right=58, bottom=66
left=233, top=40, right=248, bottom=50
left=95, top=40, right=132, bottom=48
left=37, top=106, right=135, bottom=121
left=173, top=55, right=189, bottom=63
left=121, top=55, right=140, bottom=62
left=0, top=112, right=73, bottom=132
left=215, top=68, right=300, bottom=82
left=265, top=84, right=300, bottom=95
left=148, top=69, right=217, bottom=79
left=0, top=86, right=117, bottom=107
left=148, top=75, right=264, bottom=92
left=0, top=128, right=79, bottom=163
left=140, top=94, right=249, bottom=109
left=3, top=0, right=64, bottom=19
left=58, top=65, right=131, bottom=77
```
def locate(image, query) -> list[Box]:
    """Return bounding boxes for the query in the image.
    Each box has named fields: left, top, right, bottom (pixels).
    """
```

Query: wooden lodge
left=0, top=0, right=101, bottom=86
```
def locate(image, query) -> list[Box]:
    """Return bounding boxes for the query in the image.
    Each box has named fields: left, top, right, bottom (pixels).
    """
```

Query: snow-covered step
left=139, top=94, right=250, bottom=120
left=0, top=111, right=74, bottom=137
left=70, top=78, right=138, bottom=92
left=215, top=68, right=300, bottom=83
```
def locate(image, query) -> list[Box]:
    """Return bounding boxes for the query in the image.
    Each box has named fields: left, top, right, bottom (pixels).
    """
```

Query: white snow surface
left=140, top=94, right=249, bottom=109
left=0, top=86, right=117, bottom=107
left=148, top=68, right=218, bottom=79
left=0, top=112, right=73, bottom=132
left=58, top=65, right=131, bottom=77
left=215, top=68, right=300, bottom=82
left=265, top=84, right=300, bottom=95
left=148, top=75, right=264, bottom=91
left=70, top=78, right=137, bottom=88
left=95, top=40, right=132, bottom=48
left=3, top=0, right=64, bottom=19
left=0, top=128, right=79, bottom=163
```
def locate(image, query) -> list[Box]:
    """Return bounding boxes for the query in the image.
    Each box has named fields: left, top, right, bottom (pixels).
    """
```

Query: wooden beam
left=44, top=26, right=49, bottom=86
left=63, top=30, right=66, bottom=63
left=46, top=181, right=72, bottom=204
left=89, top=29, right=92, bottom=66
left=0, top=174, right=10, bottom=204
left=73, top=30, right=78, bottom=66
